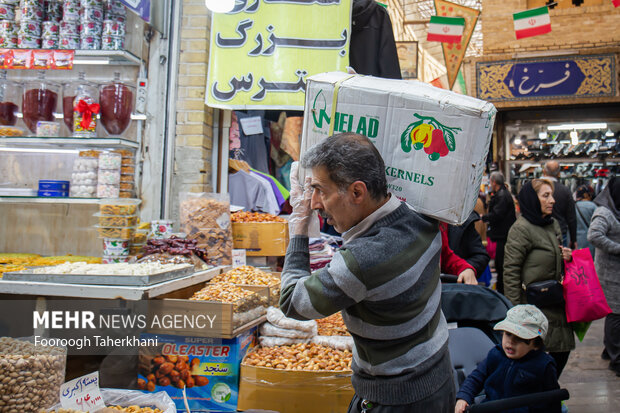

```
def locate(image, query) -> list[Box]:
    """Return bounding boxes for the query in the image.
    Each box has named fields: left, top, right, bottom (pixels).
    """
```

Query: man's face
left=309, top=166, right=356, bottom=233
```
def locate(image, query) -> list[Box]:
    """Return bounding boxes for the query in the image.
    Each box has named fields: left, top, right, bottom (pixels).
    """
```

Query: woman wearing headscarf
left=504, top=179, right=574, bottom=376
left=588, top=176, right=620, bottom=376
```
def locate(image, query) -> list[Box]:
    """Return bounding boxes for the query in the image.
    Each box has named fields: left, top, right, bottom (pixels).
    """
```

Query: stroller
left=441, top=279, right=569, bottom=412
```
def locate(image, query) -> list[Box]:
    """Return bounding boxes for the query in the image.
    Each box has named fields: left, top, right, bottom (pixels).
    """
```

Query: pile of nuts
left=210, top=265, right=280, bottom=286
left=0, top=337, right=66, bottom=412
left=190, top=282, right=256, bottom=303
left=243, top=343, right=352, bottom=372
left=231, top=211, right=287, bottom=223
left=317, top=312, right=349, bottom=336
left=138, top=354, right=209, bottom=391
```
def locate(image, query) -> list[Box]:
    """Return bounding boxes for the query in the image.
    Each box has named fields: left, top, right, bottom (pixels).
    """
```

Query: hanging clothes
left=231, top=110, right=271, bottom=174
left=249, top=171, right=280, bottom=215
left=349, top=0, right=401, bottom=79
left=250, top=168, right=290, bottom=208
left=229, top=170, right=278, bottom=215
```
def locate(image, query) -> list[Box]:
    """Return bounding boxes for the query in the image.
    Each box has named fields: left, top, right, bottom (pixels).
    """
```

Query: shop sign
left=476, top=54, right=615, bottom=102
left=206, top=0, right=351, bottom=109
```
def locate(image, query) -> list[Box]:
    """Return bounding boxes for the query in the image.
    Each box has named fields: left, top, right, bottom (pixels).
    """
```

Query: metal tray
left=3, top=265, right=196, bottom=286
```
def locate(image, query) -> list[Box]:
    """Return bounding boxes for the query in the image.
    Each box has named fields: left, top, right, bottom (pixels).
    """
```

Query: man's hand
left=289, top=161, right=313, bottom=236
left=455, top=399, right=469, bottom=413
left=561, top=246, right=572, bottom=262
left=457, top=268, right=477, bottom=285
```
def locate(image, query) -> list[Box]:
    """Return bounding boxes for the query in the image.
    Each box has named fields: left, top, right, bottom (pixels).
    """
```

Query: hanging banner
left=120, top=0, right=151, bottom=22
left=476, top=54, right=616, bottom=102
left=206, top=0, right=351, bottom=110
left=433, top=0, right=479, bottom=91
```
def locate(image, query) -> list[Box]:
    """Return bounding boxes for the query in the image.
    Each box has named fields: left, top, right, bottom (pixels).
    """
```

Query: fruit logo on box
left=400, top=113, right=462, bottom=161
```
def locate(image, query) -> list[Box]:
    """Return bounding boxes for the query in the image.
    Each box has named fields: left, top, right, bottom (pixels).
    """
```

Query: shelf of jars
left=73, top=50, right=143, bottom=66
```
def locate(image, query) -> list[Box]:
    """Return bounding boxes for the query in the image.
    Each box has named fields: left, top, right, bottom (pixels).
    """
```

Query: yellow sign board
left=205, top=0, right=351, bottom=109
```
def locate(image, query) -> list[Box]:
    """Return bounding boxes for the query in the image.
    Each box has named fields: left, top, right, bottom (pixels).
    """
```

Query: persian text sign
left=206, top=0, right=351, bottom=109
left=477, top=54, right=616, bottom=102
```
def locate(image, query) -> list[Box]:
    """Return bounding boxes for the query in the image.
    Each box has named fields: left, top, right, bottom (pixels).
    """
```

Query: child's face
left=502, top=331, right=538, bottom=359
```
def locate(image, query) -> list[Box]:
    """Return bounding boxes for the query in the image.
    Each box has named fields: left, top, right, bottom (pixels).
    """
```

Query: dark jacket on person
left=482, top=185, right=516, bottom=242
left=548, top=179, right=577, bottom=245
left=456, top=345, right=561, bottom=413
left=448, top=211, right=490, bottom=276
left=349, top=0, right=401, bottom=79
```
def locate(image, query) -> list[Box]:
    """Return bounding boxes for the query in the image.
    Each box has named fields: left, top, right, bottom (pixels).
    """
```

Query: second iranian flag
left=427, top=16, right=465, bottom=43
left=513, top=6, right=551, bottom=39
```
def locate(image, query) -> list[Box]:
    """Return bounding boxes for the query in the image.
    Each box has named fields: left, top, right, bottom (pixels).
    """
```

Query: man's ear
left=349, top=181, right=368, bottom=204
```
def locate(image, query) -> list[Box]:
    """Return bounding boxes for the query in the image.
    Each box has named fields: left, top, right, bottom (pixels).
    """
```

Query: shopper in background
left=587, top=176, right=620, bottom=377
left=504, top=179, right=575, bottom=377
left=575, top=185, right=597, bottom=258
left=455, top=305, right=560, bottom=413
left=281, top=133, right=454, bottom=412
left=542, top=161, right=577, bottom=249
left=481, top=171, right=516, bottom=294
left=440, top=221, right=479, bottom=285
left=447, top=211, right=490, bottom=281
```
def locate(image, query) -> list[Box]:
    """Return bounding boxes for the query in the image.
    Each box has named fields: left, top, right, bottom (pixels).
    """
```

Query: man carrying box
left=280, top=132, right=454, bottom=412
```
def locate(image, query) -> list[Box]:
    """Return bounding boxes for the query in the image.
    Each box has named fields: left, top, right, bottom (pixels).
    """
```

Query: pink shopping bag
left=486, top=239, right=496, bottom=260
left=563, top=248, right=612, bottom=323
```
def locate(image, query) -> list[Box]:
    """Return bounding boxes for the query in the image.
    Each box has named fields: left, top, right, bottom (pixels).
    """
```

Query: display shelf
left=0, top=266, right=225, bottom=300
left=0, top=136, right=139, bottom=149
left=73, top=50, right=143, bottom=66
left=0, top=196, right=100, bottom=204
left=507, top=157, right=614, bottom=165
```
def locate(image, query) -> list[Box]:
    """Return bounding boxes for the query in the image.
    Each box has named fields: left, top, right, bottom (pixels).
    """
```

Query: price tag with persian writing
left=59, top=371, right=106, bottom=412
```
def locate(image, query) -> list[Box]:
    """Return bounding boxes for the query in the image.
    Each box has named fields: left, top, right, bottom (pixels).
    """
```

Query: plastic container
left=102, top=254, right=130, bottom=263
left=98, top=151, right=121, bottom=169
left=103, top=238, right=130, bottom=256
left=99, top=71, right=134, bottom=136
left=96, top=225, right=135, bottom=239
left=150, top=220, right=173, bottom=239
left=99, top=198, right=140, bottom=215
left=38, top=189, right=69, bottom=197
left=95, top=213, right=137, bottom=227
left=22, top=71, right=60, bottom=134
left=0, top=70, right=22, bottom=127
left=38, top=179, right=69, bottom=191
left=96, top=183, right=119, bottom=198
left=69, top=184, right=96, bottom=197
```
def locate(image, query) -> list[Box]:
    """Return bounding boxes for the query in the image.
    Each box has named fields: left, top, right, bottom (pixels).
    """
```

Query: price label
left=60, top=372, right=105, bottom=412
left=239, top=116, right=263, bottom=135
left=232, top=249, right=246, bottom=268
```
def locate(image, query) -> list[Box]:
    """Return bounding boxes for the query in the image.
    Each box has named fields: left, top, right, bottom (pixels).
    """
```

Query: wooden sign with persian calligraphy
left=433, top=0, right=479, bottom=90
left=476, top=54, right=616, bottom=102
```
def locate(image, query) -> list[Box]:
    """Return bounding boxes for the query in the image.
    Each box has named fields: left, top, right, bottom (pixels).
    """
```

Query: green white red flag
left=513, top=6, right=551, bottom=39
left=427, top=16, right=465, bottom=43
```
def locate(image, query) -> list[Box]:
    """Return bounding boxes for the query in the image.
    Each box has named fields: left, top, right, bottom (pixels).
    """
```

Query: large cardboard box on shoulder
left=301, top=72, right=497, bottom=225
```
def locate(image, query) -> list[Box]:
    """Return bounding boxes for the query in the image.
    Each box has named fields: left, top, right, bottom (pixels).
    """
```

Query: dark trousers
left=605, top=313, right=620, bottom=372
left=494, top=239, right=506, bottom=294
left=549, top=351, right=571, bottom=377
left=346, top=377, right=455, bottom=413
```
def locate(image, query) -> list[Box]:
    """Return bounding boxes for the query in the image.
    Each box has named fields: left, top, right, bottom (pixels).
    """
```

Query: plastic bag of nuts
left=45, top=388, right=176, bottom=413
left=0, top=336, right=67, bottom=412
left=179, top=193, right=232, bottom=266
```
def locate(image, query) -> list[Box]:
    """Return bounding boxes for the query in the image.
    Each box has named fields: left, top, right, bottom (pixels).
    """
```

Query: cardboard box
left=232, top=222, right=289, bottom=256
left=138, top=328, right=256, bottom=412
left=301, top=72, right=497, bottom=225
left=237, top=362, right=354, bottom=413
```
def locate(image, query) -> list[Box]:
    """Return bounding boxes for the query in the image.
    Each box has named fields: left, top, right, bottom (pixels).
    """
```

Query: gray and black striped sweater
left=280, top=200, right=452, bottom=405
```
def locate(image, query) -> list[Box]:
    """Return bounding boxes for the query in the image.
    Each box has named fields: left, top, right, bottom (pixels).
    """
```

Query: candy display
left=35, top=120, right=60, bottom=136
left=0, top=70, right=20, bottom=126
left=96, top=182, right=119, bottom=198
left=62, top=71, right=99, bottom=136
left=99, top=198, right=140, bottom=215
left=99, top=151, right=122, bottom=169
left=29, top=261, right=191, bottom=275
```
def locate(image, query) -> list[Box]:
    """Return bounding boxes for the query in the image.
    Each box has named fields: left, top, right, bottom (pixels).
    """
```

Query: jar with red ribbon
left=62, top=71, right=99, bottom=137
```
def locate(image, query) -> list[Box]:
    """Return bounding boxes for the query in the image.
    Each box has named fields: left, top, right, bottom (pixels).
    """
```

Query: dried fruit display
left=231, top=211, right=287, bottom=223
left=243, top=343, right=352, bottom=372
left=317, top=312, right=349, bottom=336
left=137, top=354, right=209, bottom=392
left=142, top=236, right=208, bottom=263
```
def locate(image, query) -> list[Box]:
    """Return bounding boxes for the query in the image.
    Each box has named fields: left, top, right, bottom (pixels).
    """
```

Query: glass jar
left=62, top=71, right=99, bottom=137
left=22, top=70, right=60, bottom=134
left=99, top=71, right=134, bottom=136
left=0, top=70, right=22, bottom=126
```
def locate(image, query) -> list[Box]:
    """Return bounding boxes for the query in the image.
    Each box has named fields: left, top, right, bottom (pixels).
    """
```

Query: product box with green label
left=301, top=72, right=497, bottom=225
left=137, top=328, right=256, bottom=412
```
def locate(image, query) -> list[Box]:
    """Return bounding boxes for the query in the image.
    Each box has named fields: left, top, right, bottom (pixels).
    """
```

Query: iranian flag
left=513, top=6, right=551, bottom=39
left=427, top=16, right=465, bottom=43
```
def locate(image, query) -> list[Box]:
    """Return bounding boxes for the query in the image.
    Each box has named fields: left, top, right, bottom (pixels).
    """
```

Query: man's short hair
left=301, top=132, right=388, bottom=200
left=543, top=161, right=560, bottom=178
left=490, top=171, right=505, bottom=186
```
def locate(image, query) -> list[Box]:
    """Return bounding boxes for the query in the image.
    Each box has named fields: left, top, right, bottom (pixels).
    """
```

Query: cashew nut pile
left=0, top=337, right=66, bottom=412
left=243, top=343, right=352, bottom=372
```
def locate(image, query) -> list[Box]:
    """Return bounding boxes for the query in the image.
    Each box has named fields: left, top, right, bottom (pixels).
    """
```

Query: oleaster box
left=138, top=328, right=256, bottom=412
left=301, top=72, right=497, bottom=225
